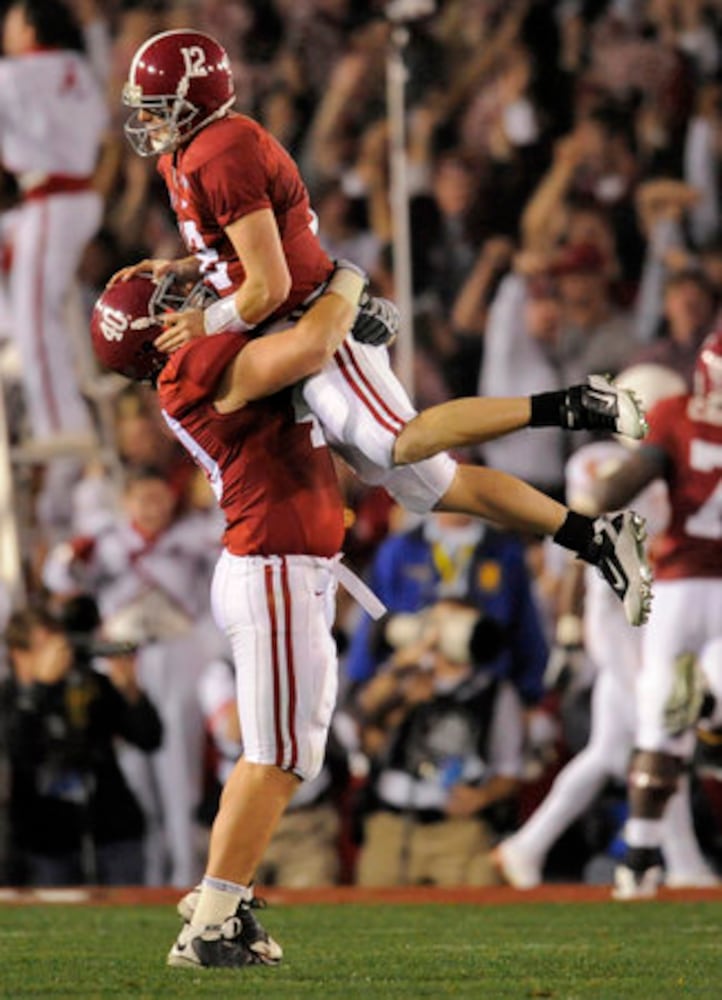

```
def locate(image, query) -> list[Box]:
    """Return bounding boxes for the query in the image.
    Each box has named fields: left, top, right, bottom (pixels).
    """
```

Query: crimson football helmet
left=91, top=273, right=211, bottom=382
left=123, top=29, right=235, bottom=156
left=693, top=328, right=722, bottom=423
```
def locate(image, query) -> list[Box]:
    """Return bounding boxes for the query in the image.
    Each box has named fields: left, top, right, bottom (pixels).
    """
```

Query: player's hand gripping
left=108, top=255, right=200, bottom=286
left=153, top=307, right=206, bottom=353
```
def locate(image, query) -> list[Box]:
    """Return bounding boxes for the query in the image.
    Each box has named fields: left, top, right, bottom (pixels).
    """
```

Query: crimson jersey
left=158, top=113, right=333, bottom=314
left=643, top=394, right=722, bottom=580
left=157, top=334, right=345, bottom=557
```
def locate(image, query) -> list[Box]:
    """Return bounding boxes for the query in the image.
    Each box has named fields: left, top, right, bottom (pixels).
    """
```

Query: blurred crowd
left=1, top=0, right=722, bottom=890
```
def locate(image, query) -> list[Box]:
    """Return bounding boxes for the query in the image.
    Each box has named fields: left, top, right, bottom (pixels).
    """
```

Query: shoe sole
left=167, top=948, right=201, bottom=968
left=615, top=388, right=648, bottom=440
left=621, top=512, right=653, bottom=627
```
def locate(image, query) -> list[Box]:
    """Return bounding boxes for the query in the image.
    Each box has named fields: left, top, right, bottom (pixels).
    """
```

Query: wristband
left=327, top=266, right=365, bottom=309
left=203, top=295, right=254, bottom=335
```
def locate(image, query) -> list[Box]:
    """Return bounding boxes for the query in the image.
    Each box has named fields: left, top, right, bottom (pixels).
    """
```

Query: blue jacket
left=345, top=525, right=548, bottom=705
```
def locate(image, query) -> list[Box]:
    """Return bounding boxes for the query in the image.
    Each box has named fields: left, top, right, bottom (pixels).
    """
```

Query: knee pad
left=664, top=651, right=705, bottom=737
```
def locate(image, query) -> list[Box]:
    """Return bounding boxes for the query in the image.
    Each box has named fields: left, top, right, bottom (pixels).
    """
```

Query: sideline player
left=494, top=365, right=718, bottom=890
left=110, top=28, right=652, bottom=628
left=585, top=332, right=722, bottom=898
left=0, top=0, right=108, bottom=447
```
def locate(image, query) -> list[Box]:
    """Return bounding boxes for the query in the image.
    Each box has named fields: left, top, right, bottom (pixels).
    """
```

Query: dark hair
left=9, top=0, right=85, bottom=53
left=664, top=268, right=716, bottom=300
left=4, top=607, right=58, bottom=651
left=123, top=464, right=171, bottom=489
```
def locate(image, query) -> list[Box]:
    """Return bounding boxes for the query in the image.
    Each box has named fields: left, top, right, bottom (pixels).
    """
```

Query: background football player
left=586, top=330, right=722, bottom=897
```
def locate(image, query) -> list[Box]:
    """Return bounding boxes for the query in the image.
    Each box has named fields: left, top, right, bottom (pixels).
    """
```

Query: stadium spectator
left=479, top=263, right=568, bottom=499
left=0, top=604, right=161, bottom=886
left=42, top=465, right=223, bottom=887
left=354, top=598, right=525, bottom=887
left=345, top=511, right=548, bottom=708
left=632, top=268, right=719, bottom=385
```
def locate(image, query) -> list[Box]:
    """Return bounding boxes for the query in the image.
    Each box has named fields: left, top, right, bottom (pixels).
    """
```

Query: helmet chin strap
left=175, top=94, right=236, bottom=148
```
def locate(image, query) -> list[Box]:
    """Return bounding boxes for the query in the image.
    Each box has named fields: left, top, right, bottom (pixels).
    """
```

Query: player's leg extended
left=437, top=465, right=652, bottom=626
left=392, top=377, right=647, bottom=465
left=303, top=337, right=646, bottom=473
left=435, top=463, right=566, bottom=536
left=304, top=339, right=651, bottom=624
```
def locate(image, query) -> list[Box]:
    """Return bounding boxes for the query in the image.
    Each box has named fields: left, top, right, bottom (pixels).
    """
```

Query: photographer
left=0, top=603, right=162, bottom=886
left=353, top=599, right=524, bottom=887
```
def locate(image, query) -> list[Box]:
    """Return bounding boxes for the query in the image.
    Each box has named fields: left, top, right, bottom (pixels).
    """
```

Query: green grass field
left=0, top=900, right=719, bottom=1000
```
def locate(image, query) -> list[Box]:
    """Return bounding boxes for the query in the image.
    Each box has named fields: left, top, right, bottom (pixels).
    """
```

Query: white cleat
left=564, top=374, right=649, bottom=440
left=612, top=864, right=664, bottom=900
left=592, top=511, right=653, bottom=627
left=589, top=373, right=649, bottom=440
left=493, top=841, right=542, bottom=890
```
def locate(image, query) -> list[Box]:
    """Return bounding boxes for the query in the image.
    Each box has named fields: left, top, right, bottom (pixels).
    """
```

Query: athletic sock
left=529, top=390, right=568, bottom=427
left=552, top=510, right=597, bottom=562
left=191, top=875, right=252, bottom=929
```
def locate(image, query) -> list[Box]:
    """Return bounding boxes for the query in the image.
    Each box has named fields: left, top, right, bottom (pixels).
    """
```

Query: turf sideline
left=1, top=884, right=721, bottom=907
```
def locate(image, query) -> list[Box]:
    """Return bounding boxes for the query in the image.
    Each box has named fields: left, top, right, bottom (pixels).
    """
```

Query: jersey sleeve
left=197, top=128, right=270, bottom=228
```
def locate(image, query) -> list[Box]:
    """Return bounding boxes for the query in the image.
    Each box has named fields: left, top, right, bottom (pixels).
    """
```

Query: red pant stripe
left=335, top=342, right=406, bottom=435
left=264, top=563, right=284, bottom=767
left=280, top=557, right=298, bottom=772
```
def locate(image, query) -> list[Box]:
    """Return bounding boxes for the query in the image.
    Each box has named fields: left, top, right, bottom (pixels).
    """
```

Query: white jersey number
left=180, top=46, right=209, bottom=79
left=685, top=439, right=722, bottom=539
left=180, top=219, right=232, bottom=293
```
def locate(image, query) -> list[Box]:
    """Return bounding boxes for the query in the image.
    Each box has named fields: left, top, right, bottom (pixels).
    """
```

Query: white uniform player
left=42, top=473, right=224, bottom=886
left=495, top=436, right=716, bottom=888
left=0, top=1, right=108, bottom=444
left=590, top=342, right=722, bottom=897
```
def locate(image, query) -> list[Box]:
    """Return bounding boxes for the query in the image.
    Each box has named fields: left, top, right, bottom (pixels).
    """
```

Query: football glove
left=351, top=293, right=400, bottom=347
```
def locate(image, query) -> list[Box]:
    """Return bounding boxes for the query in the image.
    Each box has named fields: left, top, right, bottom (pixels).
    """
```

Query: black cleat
left=176, top=887, right=282, bottom=964
left=167, top=916, right=263, bottom=968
